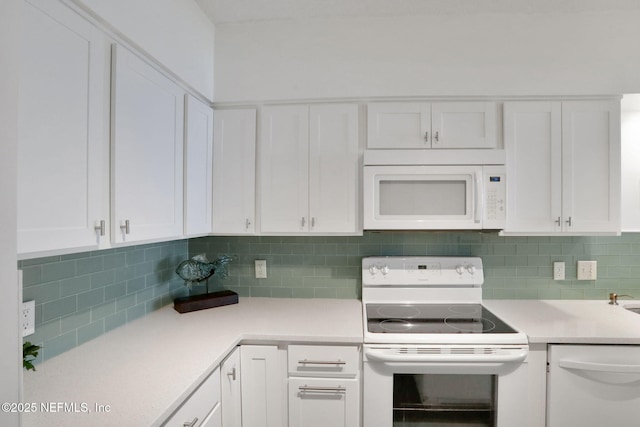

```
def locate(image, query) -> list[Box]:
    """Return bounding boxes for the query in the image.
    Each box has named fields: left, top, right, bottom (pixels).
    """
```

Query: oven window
left=379, top=180, right=467, bottom=216
left=393, top=374, right=496, bottom=426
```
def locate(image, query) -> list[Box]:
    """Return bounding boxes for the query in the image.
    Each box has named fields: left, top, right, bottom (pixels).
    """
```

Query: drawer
left=163, top=367, right=221, bottom=427
left=288, top=345, right=359, bottom=377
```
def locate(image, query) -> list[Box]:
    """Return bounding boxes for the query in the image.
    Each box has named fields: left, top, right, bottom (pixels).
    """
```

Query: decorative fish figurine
left=175, top=254, right=232, bottom=287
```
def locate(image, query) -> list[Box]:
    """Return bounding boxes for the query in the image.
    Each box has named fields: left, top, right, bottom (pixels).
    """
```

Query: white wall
left=214, top=10, right=640, bottom=102
left=77, top=0, right=215, bottom=100
left=0, top=0, right=21, bottom=424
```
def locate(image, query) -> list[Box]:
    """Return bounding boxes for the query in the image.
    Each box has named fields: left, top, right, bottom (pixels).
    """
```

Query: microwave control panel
left=483, top=166, right=506, bottom=229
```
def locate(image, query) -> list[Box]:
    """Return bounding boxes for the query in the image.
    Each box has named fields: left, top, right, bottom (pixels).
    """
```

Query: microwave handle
left=474, top=171, right=482, bottom=223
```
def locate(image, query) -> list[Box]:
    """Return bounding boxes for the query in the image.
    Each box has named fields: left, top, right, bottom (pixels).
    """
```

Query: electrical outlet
left=22, top=300, right=35, bottom=337
left=553, top=262, right=565, bottom=281
left=577, top=260, right=597, bottom=281
left=255, top=260, right=267, bottom=279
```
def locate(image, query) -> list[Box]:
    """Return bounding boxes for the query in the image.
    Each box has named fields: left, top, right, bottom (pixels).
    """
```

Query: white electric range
left=361, top=256, right=529, bottom=427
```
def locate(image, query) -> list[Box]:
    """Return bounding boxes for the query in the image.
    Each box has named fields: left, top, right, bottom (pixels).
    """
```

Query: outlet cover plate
left=255, top=259, right=267, bottom=279
left=22, top=300, right=35, bottom=337
left=553, top=262, right=565, bottom=281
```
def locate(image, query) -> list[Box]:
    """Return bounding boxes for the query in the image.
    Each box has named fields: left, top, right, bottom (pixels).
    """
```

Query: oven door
left=363, top=345, right=529, bottom=427
left=363, top=165, right=483, bottom=230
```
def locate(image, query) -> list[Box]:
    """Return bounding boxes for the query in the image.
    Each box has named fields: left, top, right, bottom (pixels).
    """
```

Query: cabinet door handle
left=120, top=220, right=130, bottom=234
left=566, top=216, right=573, bottom=227
left=245, top=218, right=251, bottom=229
left=94, top=220, right=105, bottom=236
left=301, top=217, right=306, bottom=227
left=555, top=216, right=561, bottom=226
left=311, top=217, right=315, bottom=228
left=424, top=131, right=429, bottom=142
left=183, top=417, right=198, bottom=427
left=434, top=131, right=439, bottom=142
left=227, top=367, right=236, bottom=381
left=298, top=359, right=346, bottom=365
left=299, top=385, right=346, bottom=393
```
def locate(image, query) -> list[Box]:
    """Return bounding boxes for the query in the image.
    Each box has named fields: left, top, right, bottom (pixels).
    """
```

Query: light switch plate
left=577, top=260, right=597, bottom=280
left=22, top=300, right=35, bottom=337
left=553, top=262, right=565, bottom=281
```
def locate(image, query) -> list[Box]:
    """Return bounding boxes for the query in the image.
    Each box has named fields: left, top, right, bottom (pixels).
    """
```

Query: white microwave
left=363, top=164, right=506, bottom=230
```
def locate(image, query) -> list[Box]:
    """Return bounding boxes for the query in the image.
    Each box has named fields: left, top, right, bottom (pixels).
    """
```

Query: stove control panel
left=362, top=257, right=484, bottom=287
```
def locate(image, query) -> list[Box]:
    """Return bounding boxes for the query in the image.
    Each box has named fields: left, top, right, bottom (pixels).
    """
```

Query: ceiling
left=195, top=0, right=640, bottom=24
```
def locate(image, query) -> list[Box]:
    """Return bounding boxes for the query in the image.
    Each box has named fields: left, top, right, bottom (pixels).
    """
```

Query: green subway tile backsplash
left=22, top=232, right=640, bottom=363
left=190, top=231, right=640, bottom=302
left=20, top=240, right=188, bottom=363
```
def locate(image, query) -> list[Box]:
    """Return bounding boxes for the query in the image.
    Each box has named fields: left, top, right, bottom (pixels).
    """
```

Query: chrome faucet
left=608, top=293, right=635, bottom=305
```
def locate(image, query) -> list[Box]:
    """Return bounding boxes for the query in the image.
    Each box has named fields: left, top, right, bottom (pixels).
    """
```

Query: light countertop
left=485, top=299, right=640, bottom=344
left=21, top=297, right=640, bottom=426
left=22, top=297, right=363, bottom=427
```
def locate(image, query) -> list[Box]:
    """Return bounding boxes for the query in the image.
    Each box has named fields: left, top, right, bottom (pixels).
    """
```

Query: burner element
left=444, top=315, right=496, bottom=333
left=379, top=319, right=413, bottom=332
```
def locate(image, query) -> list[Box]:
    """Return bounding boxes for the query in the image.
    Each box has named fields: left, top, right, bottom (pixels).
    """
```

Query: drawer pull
left=183, top=417, right=198, bottom=427
left=299, top=385, right=346, bottom=393
left=298, top=359, right=346, bottom=365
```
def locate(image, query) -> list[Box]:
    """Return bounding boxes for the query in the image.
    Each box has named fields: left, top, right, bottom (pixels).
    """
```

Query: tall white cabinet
left=260, top=104, right=359, bottom=234
left=18, top=0, right=110, bottom=255
left=504, top=99, right=620, bottom=234
left=212, top=109, right=257, bottom=234
left=110, top=45, right=185, bottom=244
left=184, top=94, right=213, bottom=237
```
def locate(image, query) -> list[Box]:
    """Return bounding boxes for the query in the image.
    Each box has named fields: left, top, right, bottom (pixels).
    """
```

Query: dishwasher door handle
left=558, top=359, right=640, bottom=374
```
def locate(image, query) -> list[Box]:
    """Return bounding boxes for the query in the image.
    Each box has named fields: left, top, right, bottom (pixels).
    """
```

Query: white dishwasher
left=547, top=344, right=640, bottom=427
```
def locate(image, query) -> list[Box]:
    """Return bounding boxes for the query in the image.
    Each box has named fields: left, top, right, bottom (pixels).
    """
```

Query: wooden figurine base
left=173, top=290, right=239, bottom=314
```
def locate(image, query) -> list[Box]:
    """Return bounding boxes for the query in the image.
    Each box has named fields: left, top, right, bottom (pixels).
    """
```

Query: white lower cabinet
left=164, top=367, right=221, bottom=427
left=240, top=345, right=287, bottom=427
left=287, top=345, right=360, bottom=427
left=221, top=347, right=242, bottom=427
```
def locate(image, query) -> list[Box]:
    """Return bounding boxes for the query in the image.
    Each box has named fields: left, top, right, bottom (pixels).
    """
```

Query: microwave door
left=363, top=165, right=483, bottom=230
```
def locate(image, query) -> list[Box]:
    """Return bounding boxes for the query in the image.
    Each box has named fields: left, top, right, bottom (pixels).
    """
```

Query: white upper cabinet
left=18, top=0, right=110, bottom=256
left=212, top=109, right=257, bottom=234
left=184, top=94, right=213, bottom=237
left=621, top=105, right=640, bottom=231
left=504, top=99, right=620, bottom=235
left=111, top=45, right=185, bottom=244
left=367, top=101, right=497, bottom=149
left=260, top=104, right=360, bottom=234
left=308, top=104, right=360, bottom=233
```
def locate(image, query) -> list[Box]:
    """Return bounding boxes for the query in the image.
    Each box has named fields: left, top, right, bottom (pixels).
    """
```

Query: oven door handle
left=364, top=347, right=528, bottom=364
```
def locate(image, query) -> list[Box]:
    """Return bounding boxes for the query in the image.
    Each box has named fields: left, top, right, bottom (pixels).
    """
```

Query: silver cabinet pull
left=245, top=218, right=251, bottom=229
left=311, top=217, right=315, bottom=228
left=298, top=359, right=346, bottom=365
left=227, top=367, right=236, bottom=381
left=434, top=131, right=440, bottom=142
left=94, top=220, right=105, bottom=236
left=555, top=216, right=561, bottom=226
left=424, top=131, right=429, bottom=142
left=301, top=217, right=306, bottom=227
left=299, top=385, right=346, bottom=393
left=183, top=417, right=198, bottom=427
left=120, top=219, right=130, bottom=234
left=566, top=216, right=573, bottom=227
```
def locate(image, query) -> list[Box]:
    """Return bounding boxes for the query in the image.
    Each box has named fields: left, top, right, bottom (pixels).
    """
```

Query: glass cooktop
left=366, top=303, right=518, bottom=334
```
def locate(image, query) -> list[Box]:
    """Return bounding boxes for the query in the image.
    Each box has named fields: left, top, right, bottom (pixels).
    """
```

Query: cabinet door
left=184, top=94, right=213, bottom=237
left=367, top=102, right=430, bottom=148
left=504, top=101, right=562, bottom=233
left=562, top=100, right=621, bottom=233
left=309, top=104, right=360, bottom=233
left=18, top=0, right=109, bottom=255
left=431, top=102, right=497, bottom=149
left=212, top=109, right=256, bottom=234
left=260, top=105, right=309, bottom=232
left=240, top=345, right=286, bottom=427
left=622, top=108, right=640, bottom=231
left=111, top=45, right=184, bottom=244
left=201, top=403, right=222, bottom=427
left=221, top=347, right=242, bottom=427
left=289, top=378, right=359, bottom=427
